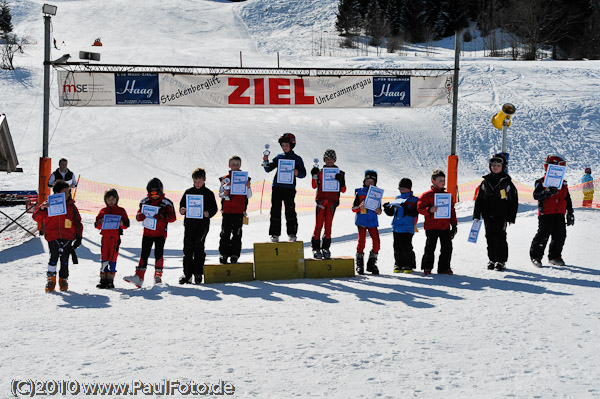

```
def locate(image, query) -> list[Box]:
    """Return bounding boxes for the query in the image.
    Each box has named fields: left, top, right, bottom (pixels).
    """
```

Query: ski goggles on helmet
left=148, top=190, right=161, bottom=198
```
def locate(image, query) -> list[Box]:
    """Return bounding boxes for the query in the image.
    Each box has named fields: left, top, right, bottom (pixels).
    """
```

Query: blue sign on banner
left=373, top=76, right=410, bottom=107
left=115, top=73, right=160, bottom=105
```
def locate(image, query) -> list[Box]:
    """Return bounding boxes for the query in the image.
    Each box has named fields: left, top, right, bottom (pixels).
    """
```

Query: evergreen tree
left=336, top=0, right=362, bottom=36
left=401, top=0, right=427, bottom=43
left=365, top=0, right=387, bottom=46
left=0, top=0, right=13, bottom=34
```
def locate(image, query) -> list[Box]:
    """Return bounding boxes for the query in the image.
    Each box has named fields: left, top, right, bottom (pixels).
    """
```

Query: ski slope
left=1, top=0, right=600, bottom=397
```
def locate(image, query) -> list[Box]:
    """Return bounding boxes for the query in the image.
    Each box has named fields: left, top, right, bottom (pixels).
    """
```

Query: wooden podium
left=204, top=262, right=254, bottom=284
left=304, top=257, right=355, bottom=279
left=253, top=241, right=305, bottom=281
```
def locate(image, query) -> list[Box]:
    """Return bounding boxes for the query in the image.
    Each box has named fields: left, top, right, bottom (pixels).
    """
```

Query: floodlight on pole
left=42, top=4, right=57, bottom=16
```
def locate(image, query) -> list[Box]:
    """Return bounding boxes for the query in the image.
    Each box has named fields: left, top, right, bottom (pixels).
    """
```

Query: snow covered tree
left=0, top=0, right=13, bottom=34
left=336, top=0, right=363, bottom=36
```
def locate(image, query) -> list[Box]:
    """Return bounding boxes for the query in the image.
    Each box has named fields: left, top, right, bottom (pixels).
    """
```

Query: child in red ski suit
left=94, top=189, right=130, bottom=288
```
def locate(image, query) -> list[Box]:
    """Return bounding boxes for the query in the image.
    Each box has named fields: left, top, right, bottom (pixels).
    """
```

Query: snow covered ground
left=1, top=0, right=600, bottom=397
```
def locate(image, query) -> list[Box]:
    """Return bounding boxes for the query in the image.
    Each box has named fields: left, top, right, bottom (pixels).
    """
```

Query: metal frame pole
left=43, top=15, right=51, bottom=157
left=451, top=31, right=460, bottom=155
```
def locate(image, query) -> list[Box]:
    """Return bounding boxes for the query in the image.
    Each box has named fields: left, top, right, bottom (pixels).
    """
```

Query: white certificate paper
left=141, top=204, right=159, bottom=230
left=434, top=193, right=452, bottom=219
left=468, top=219, right=483, bottom=243
left=186, top=195, right=204, bottom=219
left=365, top=186, right=384, bottom=211
left=101, top=214, right=121, bottom=230
left=543, top=164, right=566, bottom=188
left=277, top=159, right=295, bottom=185
left=230, top=171, right=248, bottom=196
left=47, top=193, right=67, bottom=217
left=322, top=168, right=340, bottom=192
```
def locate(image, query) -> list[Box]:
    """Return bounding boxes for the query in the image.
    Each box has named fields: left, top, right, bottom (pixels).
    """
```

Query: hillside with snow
left=1, top=0, right=599, bottom=398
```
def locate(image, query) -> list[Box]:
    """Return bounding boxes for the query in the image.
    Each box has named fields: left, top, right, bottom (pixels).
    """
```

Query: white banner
left=57, top=71, right=452, bottom=108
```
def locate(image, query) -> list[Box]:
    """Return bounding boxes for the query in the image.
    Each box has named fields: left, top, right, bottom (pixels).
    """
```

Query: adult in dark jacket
left=263, top=133, right=306, bottom=242
left=47, top=158, right=77, bottom=188
left=179, top=168, right=219, bottom=284
left=473, top=154, right=518, bottom=271
left=530, top=155, right=574, bottom=267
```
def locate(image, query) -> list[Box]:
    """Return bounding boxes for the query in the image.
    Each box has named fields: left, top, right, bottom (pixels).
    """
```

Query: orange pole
left=37, top=157, right=52, bottom=231
left=447, top=155, right=459, bottom=202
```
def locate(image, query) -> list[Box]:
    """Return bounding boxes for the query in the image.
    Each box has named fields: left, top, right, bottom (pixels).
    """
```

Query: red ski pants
left=357, top=226, right=380, bottom=254
left=312, top=201, right=336, bottom=240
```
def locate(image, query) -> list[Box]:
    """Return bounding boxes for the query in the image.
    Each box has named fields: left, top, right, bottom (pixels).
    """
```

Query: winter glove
left=335, top=171, right=346, bottom=187
left=310, top=167, right=320, bottom=177
left=72, top=235, right=82, bottom=250
left=566, top=212, right=575, bottom=226
left=450, top=223, right=457, bottom=240
left=382, top=202, right=394, bottom=216
left=136, top=213, right=146, bottom=222
left=545, top=186, right=559, bottom=196
left=154, top=212, right=165, bottom=220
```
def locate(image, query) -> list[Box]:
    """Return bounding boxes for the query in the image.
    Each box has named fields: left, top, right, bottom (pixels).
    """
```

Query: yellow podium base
left=254, top=241, right=305, bottom=281
left=204, top=262, right=254, bottom=284
left=305, top=257, right=355, bottom=279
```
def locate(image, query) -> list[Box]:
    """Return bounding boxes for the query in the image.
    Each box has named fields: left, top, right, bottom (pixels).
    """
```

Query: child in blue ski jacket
left=383, top=178, right=419, bottom=273
left=352, top=170, right=382, bottom=275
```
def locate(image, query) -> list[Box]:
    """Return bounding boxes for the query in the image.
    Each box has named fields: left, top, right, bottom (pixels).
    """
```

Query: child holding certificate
left=352, top=170, right=382, bottom=275
left=124, top=178, right=176, bottom=288
left=262, top=133, right=306, bottom=242
left=218, top=156, right=252, bottom=264
left=33, top=180, right=83, bottom=292
left=383, top=178, right=419, bottom=273
left=417, top=169, right=457, bottom=275
left=310, top=149, right=346, bottom=259
left=473, top=154, right=518, bottom=271
left=94, top=189, right=130, bottom=288
left=178, top=168, right=218, bottom=284
left=530, top=155, right=574, bottom=267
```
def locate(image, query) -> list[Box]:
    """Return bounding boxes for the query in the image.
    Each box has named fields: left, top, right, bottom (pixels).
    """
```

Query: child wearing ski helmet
left=178, top=168, right=218, bottom=285
left=581, top=167, right=594, bottom=207
left=94, top=189, right=130, bottom=288
left=352, top=170, right=382, bottom=275
left=310, top=149, right=346, bottom=259
left=262, top=133, right=306, bottom=242
left=383, top=178, right=419, bottom=273
left=218, top=156, right=252, bottom=265
left=530, top=155, right=574, bottom=267
left=473, top=154, right=519, bottom=271
left=417, top=169, right=457, bottom=275
left=33, top=180, right=83, bottom=292
left=124, top=178, right=176, bottom=288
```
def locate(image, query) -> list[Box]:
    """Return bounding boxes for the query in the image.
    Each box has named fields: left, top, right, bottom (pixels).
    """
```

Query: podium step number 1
left=254, top=241, right=305, bottom=281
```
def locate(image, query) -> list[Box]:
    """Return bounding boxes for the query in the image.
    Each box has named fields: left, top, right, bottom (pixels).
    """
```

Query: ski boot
left=219, top=254, right=228, bottom=264
left=230, top=255, right=239, bottom=264
left=270, top=235, right=279, bottom=243
left=97, top=272, right=108, bottom=289
left=124, top=269, right=144, bottom=288
left=311, top=238, right=322, bottom=259
left=59, top=278, right=69, bottom=291
left=549, top=258, right=565, bottom=266
left=393, top=265, right=402, bottom=273
left=402, top=267, right=413, bottom=274
left=487, top=261, right=495, bottom=270
left=179, top=275, right=191, bottom=285
left=288, top=235, right=297, bottom=242
left=356, top=253, right=365, bottom=275
left=531, top=258, right=542, bottom=268
left=194, top=274, right=203, bottom=285
left=495, top=262, right=506, bottom=271
left=45, top=274, right=57, bottom=293
left=366, top=251, right=379, bottom=275
left=154, top=268, right=163, bottom=284
left=423, top=269, right=432, bottom=275
left=321, top=238, right=332, bottom=260
left=106, top=272, right=115, bottom=289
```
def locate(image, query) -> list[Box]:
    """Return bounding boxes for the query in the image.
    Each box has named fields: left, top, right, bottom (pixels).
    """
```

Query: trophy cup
left=312, top=158, right=320, bottom=179
left=262, top=144, right=271, bottom=168
left=222, top=177, right=231, bottom=201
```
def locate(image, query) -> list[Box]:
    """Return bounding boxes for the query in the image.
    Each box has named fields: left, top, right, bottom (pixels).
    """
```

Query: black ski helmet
left=323, top=149, right=337, bottom=162
left=364, top=170, right=378, bottom=185
left=278, top=133, right=296, bottom=149
left=146, top=177, right=163, bottom=196
left=489, top=153, right=508, bottom=172
left=399, top=178, right=412, bottom=190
